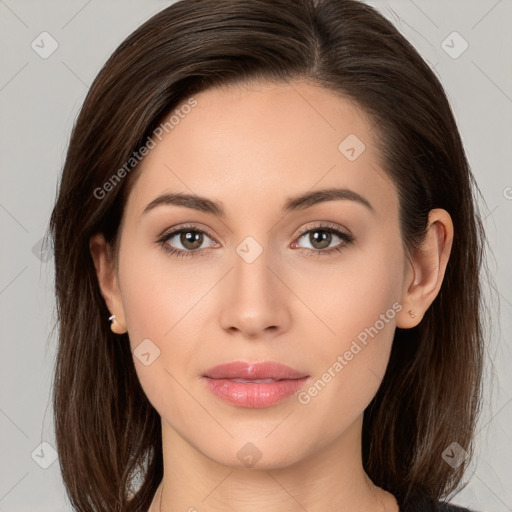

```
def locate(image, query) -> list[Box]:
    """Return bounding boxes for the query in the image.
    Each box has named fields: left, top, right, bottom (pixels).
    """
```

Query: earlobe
left=396, top=208, right=454, bottom=329
left=89, top=233, right=128, bottom=334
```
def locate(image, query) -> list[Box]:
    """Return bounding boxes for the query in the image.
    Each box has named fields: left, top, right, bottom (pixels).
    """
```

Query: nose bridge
left=234, top=233, right=273, bottom=295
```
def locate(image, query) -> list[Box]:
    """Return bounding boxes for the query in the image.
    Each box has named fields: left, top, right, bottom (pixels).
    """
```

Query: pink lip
left=203, top=361, right=308, bottom=380
left=202, top=361, right=310, bottom=408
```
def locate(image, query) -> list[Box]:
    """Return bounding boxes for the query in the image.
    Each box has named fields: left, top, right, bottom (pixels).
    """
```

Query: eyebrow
left=142, top=187, right=374, bottom=217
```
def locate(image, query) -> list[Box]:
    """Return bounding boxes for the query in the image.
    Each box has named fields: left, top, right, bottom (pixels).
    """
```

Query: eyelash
left=157, top=222, right=355, bottom=259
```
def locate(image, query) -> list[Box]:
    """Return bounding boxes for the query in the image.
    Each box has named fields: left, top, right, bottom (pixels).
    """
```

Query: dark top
left=400, top=492, right=476, bottom=512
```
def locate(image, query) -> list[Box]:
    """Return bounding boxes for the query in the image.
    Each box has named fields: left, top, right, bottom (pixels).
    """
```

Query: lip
left=203, top=361, right=308, bottom=380
left=202, top=361, right=310, bottom=408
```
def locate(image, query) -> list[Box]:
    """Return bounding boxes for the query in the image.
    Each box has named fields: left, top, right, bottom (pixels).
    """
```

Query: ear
left=89, top=233, right=127, bottom=334
left=396, top=208, right=454, bottom=328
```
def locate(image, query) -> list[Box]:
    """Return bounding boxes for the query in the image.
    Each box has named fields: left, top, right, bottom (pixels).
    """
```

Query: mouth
left=202, top=361, right=310, bottom=408
left=229, top=378, right=280, bottom=383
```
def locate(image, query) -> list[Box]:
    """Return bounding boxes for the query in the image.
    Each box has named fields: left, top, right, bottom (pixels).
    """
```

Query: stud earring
left=108, top=314, right=127, bottom=334
left=408, top=310, right=418, bottom=318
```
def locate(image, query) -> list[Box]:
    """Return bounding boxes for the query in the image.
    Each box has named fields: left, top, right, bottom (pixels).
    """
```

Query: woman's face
left=110, top=81, right=412, bottom=468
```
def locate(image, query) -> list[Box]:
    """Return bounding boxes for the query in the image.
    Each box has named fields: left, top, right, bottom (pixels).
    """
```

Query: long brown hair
left=48, top=0, right=487, bottom=510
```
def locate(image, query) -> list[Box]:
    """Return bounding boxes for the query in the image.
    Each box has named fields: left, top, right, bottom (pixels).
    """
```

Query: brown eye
left=158, top=225, right=217, bottom=258
left=293, top=224, right=354, bottom=256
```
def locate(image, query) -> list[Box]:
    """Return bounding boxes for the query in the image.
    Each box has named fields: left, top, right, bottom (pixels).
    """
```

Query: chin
left=198, top=436, right=312, bottom=471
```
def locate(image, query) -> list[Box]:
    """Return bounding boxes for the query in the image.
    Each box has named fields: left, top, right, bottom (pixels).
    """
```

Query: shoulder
left=437, top=503, right=477, bottom=512
left=400, top=492, right=480, bottom=512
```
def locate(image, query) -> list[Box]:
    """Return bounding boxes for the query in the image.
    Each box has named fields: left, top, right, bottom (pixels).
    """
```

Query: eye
left=157, top=222, right=354, bottom=259
left=157, top=225, right=218, bottom=258
left=292, top=223, right=354, bottom=256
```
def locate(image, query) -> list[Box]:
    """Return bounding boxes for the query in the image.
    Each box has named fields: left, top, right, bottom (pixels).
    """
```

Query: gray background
left=0, top=0, right=511, bottom=511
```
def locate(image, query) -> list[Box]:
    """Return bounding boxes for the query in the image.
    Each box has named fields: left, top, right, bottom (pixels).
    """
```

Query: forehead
left=125, top=80, right=397, bottom=221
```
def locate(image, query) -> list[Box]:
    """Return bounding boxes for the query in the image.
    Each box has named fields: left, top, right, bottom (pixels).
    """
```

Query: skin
left=90, top=80, right=453, bottom=512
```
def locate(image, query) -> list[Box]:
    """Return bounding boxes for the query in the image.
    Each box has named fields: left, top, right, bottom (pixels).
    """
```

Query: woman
left=48, top=0, right=486, bottom=511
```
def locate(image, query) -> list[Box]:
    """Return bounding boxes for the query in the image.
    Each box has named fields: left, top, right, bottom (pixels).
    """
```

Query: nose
left=219, top=241, right=291, bottom=339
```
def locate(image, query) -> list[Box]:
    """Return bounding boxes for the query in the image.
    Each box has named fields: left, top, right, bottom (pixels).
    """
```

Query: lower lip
left=203, top=377, right=309, bottom=408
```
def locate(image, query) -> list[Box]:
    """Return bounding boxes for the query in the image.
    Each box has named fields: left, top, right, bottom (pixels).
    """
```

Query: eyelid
left=294, top=221, right=353, bottom=239
left=157, top=221, right=355, bottom=257
left=158, top=223, right=218, bottom=242
left=158, top=221, right=352, bottom=243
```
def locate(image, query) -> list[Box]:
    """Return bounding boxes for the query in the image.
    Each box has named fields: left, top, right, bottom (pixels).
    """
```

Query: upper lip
left=203, top=361, right=308, bottom=380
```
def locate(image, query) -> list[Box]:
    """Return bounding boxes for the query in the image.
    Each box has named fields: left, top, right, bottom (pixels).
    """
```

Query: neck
left=149, top=414, right=398, bottom=512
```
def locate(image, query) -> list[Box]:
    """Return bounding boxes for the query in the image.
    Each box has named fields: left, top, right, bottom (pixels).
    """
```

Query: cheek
left=295, top=322, right=395, bottom=449
left=115, top=245, right=176, bottom=380
left=301, top=236, right=404, bottom=346
left=117, top=241, right=216, bottom=414
left=294, top=299, right=400, bottom=448
left=293, top=242, right=403, bottom=423
left=118, top=237, right=198, bottom=344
